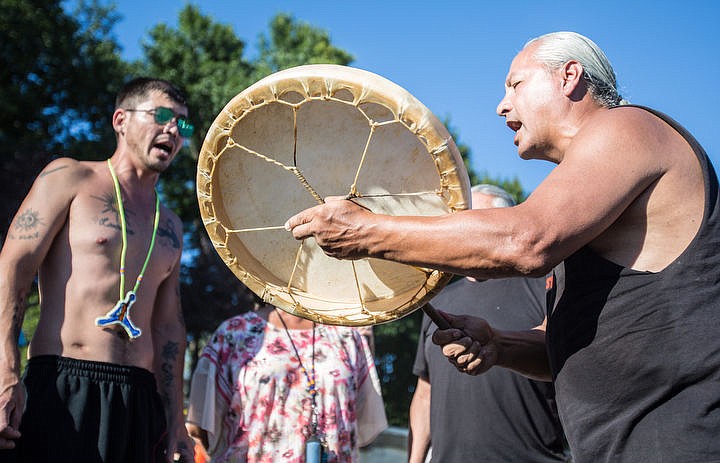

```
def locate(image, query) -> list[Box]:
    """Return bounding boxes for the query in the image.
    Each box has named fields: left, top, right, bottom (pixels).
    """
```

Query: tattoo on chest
left=92, top=193, right=135, bottom=234
left=9, top=208, right=44, bottom=240
left=157, top=218, right=180, bottom=249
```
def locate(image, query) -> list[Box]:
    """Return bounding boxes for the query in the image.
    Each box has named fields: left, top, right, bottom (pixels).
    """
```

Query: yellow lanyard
left=94, top=159, right=159, bottom=339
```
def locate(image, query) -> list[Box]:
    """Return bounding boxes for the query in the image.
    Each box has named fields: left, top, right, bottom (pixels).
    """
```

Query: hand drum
left=197, top=64, right=470, bottom=326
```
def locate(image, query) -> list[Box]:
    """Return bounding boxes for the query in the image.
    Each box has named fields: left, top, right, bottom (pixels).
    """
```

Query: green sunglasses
left=125, top=106, right=195, bottom=138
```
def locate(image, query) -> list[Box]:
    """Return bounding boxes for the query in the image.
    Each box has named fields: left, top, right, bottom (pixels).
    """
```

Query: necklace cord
left=107, top=159, right=160, bottom=299
left=275, top=309, right=319, bottom=433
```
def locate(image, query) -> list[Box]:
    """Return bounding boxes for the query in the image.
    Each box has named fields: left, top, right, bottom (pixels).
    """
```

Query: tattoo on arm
left=11, top=304, right=27, bottom=342
left=39, top=165, right=69, bottom=177
left=8, top=209, right=45, bottom=240
left=160, top=341, right=180, bottom=406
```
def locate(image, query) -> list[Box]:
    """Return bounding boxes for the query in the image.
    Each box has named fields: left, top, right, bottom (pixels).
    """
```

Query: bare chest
left=66, top=187, right=181, bottom=280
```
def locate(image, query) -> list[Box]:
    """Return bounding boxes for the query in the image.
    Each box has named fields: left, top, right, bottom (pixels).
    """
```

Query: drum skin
left=197, top=64, right=471, bottom=326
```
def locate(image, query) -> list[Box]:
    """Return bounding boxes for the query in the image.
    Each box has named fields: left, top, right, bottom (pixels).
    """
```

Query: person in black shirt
left=286, top=31, right=720, bottom=462
left=408, top=185, right=567, bottom=463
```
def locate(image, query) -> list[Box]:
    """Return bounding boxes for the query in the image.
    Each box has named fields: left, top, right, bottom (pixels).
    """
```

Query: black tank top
left=546, top=106, right=720, bottom=462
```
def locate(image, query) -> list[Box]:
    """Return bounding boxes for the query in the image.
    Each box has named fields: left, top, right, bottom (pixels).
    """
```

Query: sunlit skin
left=496, top=42, right=584, bottom=163
left=115, top=91, right=188, bottom=177
left=25, top=90, right=188, bottom=369
left=0, top=89, right=194, bottom=460
left=284, top=37, right=705, bottom=381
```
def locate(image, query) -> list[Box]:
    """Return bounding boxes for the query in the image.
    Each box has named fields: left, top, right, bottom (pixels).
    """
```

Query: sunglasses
left=124, top=106, right=195, bottom=138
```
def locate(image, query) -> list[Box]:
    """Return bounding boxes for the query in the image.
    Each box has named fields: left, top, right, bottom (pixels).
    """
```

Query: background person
left=0, top=77, right=195, bottom=462
left=408, top=185, right=567, bottom=463
left=286, top=31, right=720, bottom=461
left=185, top=300, right=387, bottom=463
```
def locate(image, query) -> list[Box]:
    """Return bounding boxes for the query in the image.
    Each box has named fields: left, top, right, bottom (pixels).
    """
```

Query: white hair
left=471, top=184, right=516, bottom=208
left=525, top=31, right=627, bottom=107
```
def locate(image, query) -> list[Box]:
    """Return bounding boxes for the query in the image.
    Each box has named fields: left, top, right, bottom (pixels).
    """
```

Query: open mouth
left=153, top=141, right=174, bottom=156
left=506, top=120, right=522, bottom=132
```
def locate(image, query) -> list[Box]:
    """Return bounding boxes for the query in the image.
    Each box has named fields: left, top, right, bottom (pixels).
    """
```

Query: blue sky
left=92, top=0, right=719, bottom=192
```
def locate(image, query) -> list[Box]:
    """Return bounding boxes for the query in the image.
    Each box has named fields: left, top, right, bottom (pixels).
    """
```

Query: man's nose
left=496, top=96, right=511, bottom=117
left=162, top=119, right=180, bottom=134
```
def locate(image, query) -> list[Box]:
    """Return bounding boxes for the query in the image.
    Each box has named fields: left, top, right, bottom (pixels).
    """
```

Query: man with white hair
left=286, top=32, right=720, bottom=461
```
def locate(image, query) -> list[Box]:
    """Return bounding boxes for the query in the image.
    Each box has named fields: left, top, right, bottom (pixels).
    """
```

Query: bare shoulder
left=35, top=157, right=100, bottom=190
left=586, top=105, right=659, bottom=126
left=556, top=107, right=681, bottom=193
left=566, top=106, right=704, bottom=270
left=543, top=108, right=667, bottom=196
left=519, top=106, right=686, bottom=270
left=13, top=158, right=90, bottom=216
left=3, top=159, right=105, bottom=258
left=39, top=157, right=90, bottom=177
left=573, top=106, right=687, bottom=162
left=160, top=204, right=182, bottom=229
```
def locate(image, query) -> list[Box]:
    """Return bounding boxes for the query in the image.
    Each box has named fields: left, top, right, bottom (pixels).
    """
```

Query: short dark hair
left=115, top=77, right=189, bottom=111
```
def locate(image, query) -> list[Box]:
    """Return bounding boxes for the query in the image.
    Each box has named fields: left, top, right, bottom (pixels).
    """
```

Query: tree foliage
left=0, top=0, right=128, bottom=237
left=5, top=2, right=530, bottom=428
left=255, top=13, right=353, bottom=76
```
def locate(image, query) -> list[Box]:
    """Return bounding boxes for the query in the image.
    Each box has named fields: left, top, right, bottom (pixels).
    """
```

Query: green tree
left=0, top=0, right=128, bottom=237
left=254, top=13, right=353, bottom=77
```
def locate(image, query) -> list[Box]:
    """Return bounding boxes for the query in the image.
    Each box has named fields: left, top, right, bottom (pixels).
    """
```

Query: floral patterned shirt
left=187, top=312, right=387, bottom=463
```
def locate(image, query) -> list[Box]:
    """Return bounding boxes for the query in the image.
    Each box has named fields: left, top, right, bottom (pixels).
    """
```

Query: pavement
left=359, top=426, right=407, bottom=462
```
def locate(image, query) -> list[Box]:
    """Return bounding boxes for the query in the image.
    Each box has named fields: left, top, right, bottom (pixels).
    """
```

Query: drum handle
left=422, top=303, right=451, bottom=330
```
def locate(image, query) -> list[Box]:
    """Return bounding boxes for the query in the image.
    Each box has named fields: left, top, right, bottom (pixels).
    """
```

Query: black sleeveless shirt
left=546, top=106, right=720, bottom=462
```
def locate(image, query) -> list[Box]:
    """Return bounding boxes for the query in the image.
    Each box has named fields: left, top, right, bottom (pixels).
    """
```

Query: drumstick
left=422, top=302, right=451, bottom=330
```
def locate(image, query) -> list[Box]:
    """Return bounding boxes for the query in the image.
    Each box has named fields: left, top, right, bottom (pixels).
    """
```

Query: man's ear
left=112, top=109, right=126, bottom=135
left=561, top=60, right=586, bottom=100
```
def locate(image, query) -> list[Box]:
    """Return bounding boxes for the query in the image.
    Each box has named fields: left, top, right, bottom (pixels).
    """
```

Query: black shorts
left=5, top=355, right=167, bottom=463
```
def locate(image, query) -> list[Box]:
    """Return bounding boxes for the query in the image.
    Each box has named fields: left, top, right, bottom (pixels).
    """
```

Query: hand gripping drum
left=197, top=64, right=470, bottom=326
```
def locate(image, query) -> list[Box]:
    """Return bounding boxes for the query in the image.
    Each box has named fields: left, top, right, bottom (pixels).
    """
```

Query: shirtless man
left=285, top=32, right=720, bottom=461
left=0, top=78, right=194, bottom=462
